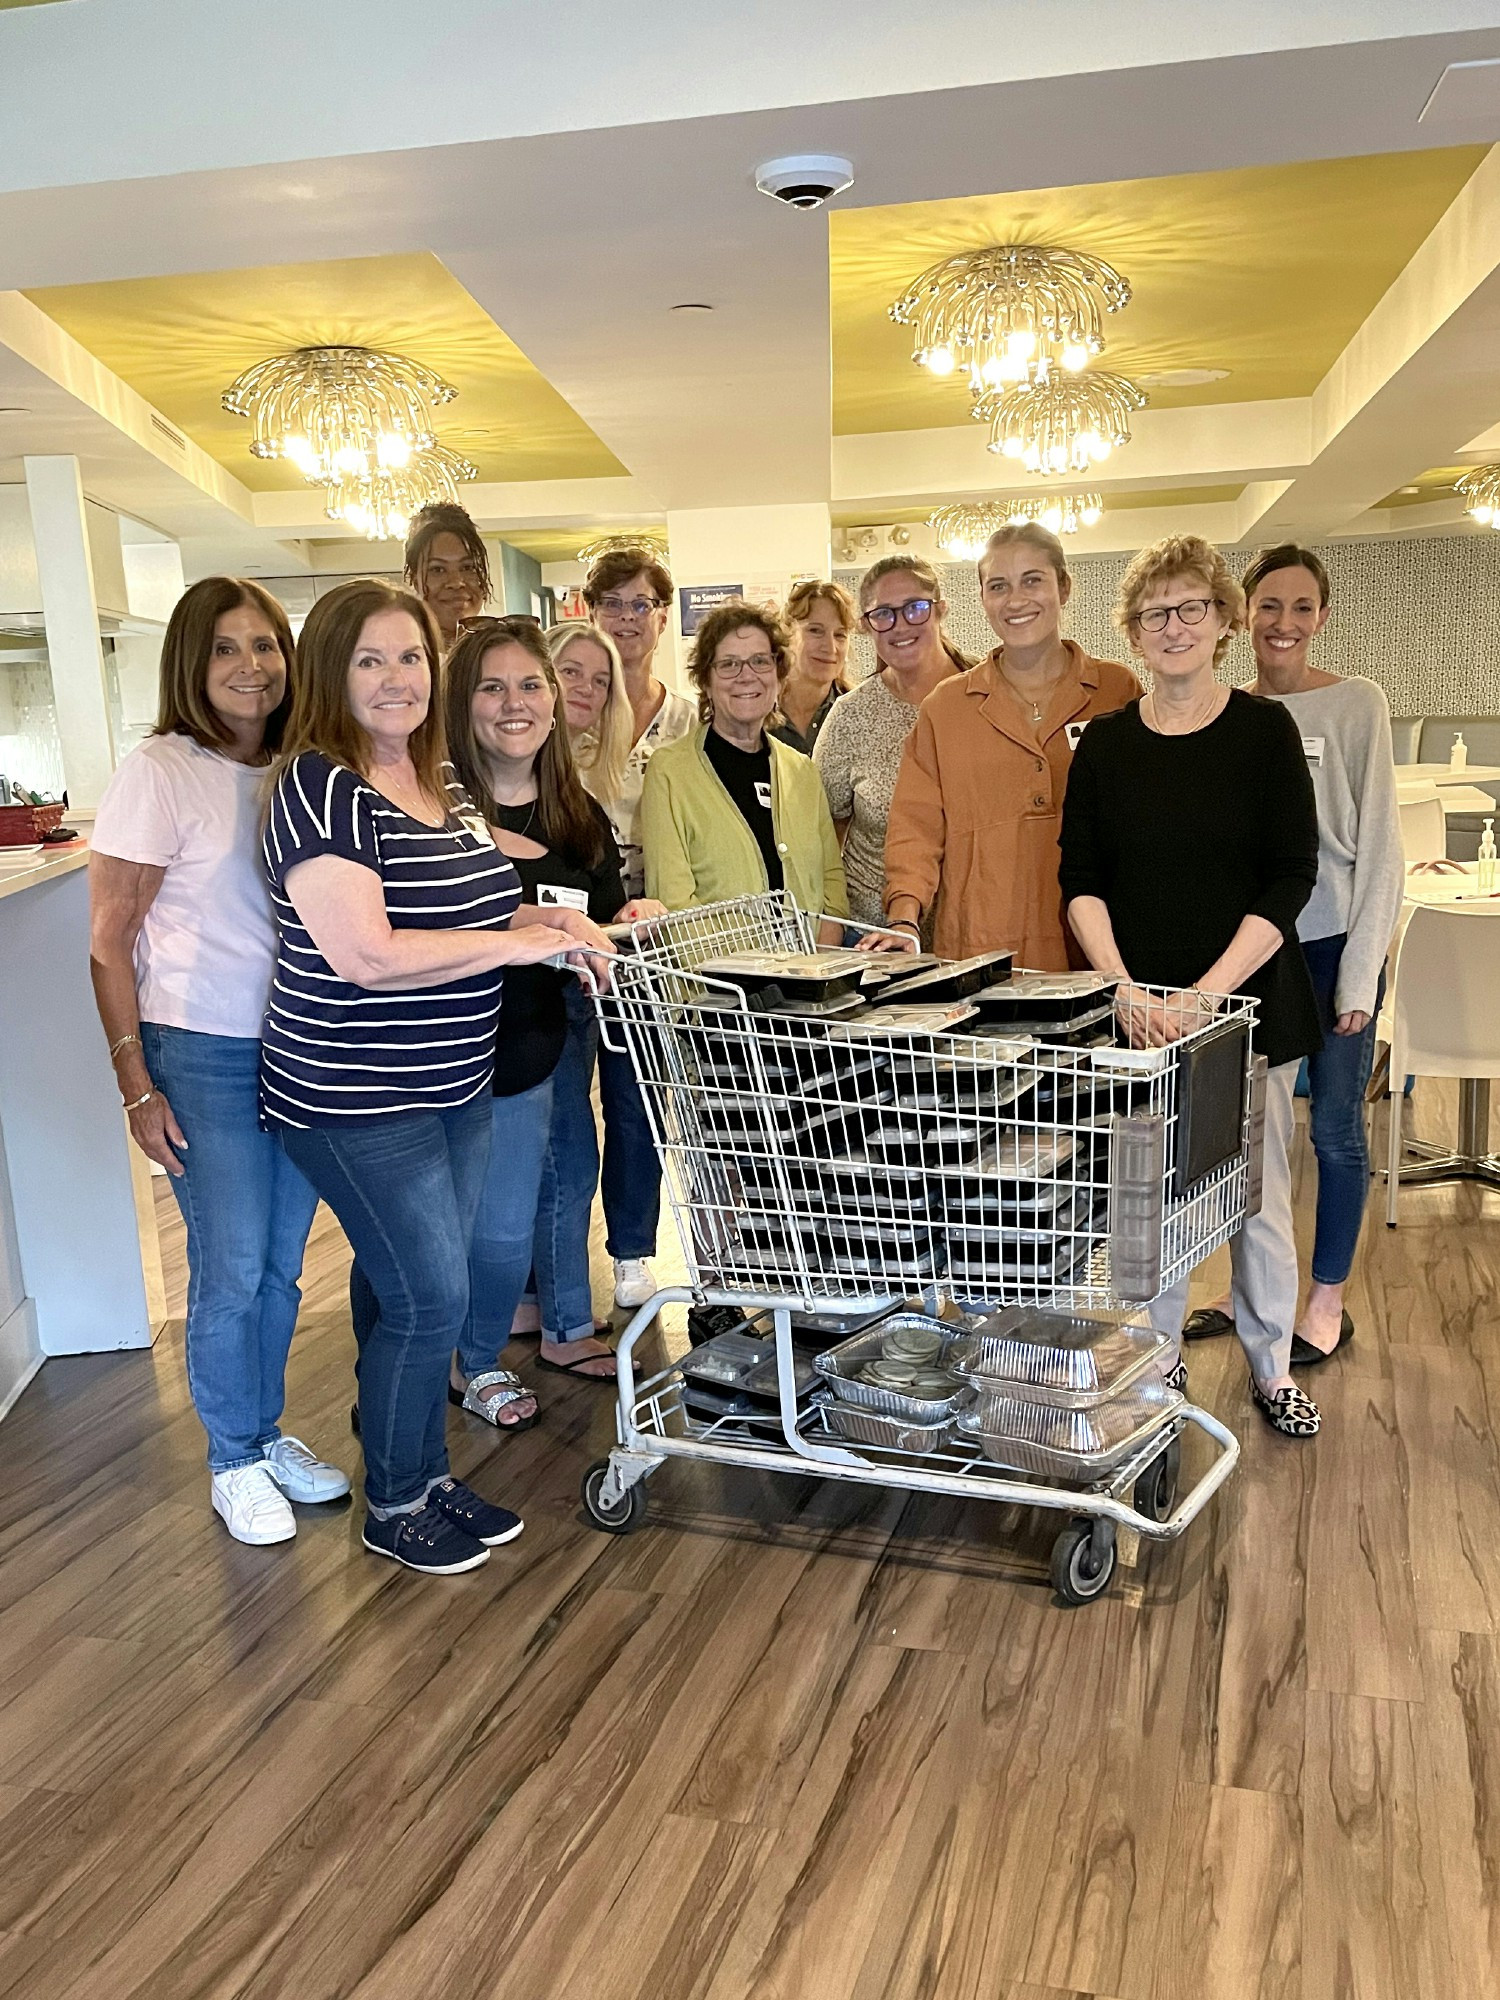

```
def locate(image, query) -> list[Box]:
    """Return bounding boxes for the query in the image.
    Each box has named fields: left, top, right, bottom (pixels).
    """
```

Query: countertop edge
left=0, top=845, right=91, bottom=905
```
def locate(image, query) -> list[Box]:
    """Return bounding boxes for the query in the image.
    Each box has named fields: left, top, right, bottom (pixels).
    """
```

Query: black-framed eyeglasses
left=710, top=652, right=777, bottom=680
left=1131, top=597, right=1214, bottom=634
left=596, top=594, right=663, bottom=618
left=862, top=597, right=935, bottom=634
left=456, top=613, right=542, bottom=636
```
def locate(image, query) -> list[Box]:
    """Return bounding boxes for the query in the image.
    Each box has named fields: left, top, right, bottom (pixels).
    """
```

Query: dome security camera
left=755, top=154, right=855, bottom=210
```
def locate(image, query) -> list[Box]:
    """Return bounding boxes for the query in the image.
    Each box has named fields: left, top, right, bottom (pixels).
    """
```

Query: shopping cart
left=581, top=892, right=1251, bottom=1603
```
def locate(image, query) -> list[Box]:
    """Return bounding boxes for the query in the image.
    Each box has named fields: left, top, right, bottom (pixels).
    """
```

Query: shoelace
left=226, top=1466, right=287, bottom=1518
left=272, top=1436, right=319, bottom=1467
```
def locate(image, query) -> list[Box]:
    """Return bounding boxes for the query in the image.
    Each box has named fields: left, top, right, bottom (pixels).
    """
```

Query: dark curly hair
left=685, top=599, right=791, bottom=724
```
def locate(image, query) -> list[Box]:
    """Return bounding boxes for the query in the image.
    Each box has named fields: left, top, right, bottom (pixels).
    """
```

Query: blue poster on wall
left=679, top=584, right=744, bottom=635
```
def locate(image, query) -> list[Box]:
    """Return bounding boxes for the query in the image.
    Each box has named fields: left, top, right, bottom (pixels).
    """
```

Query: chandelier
left=222, top=346, right=458, bottom=482
left=1457, top=465, right=1500, bottom=527
left=576, top=532, right=671, bottom=566
left=890, top=244, right=1131, bottom=394
left=974, top=369, right=1145, bottom=474
left=325, top=443, right=479, bottom=542
left=929, top=493, right=1104, bottom=558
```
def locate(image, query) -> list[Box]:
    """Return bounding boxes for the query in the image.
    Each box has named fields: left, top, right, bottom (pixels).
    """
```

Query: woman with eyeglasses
left=813, top=555, right=968, bottom=935
left=771, top=579, right=855, bottom=754
left=404, top=501, right=492, bottom=656
left=1060, top=534, right=1323, bottom=1439
left=885, top=523, right=1140, bottom=964
left=641, top=599, right=848, bottom=932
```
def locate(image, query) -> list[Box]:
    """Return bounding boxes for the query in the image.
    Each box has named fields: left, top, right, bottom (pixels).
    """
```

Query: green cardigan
left=641, top=723, right=850, bottom=917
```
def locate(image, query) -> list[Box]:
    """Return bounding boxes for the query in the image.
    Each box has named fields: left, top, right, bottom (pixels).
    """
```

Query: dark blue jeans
left=461, top=1077, right=554, bottom=1378
left=1303, top=932, right=1385, bottom=1286
left=534, top=987, right=605, bottom=1339
left=279, top=1095, right=492, bottom=1512
left=142, top=1025, right=319, bottom=1473
left=596, top=998, right=661, bottom=1261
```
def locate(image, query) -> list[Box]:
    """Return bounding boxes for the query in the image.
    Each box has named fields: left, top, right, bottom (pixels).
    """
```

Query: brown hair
left=685, top=599, right=791, bottom=724
left=444, top=617, right=607, bottom=868
left=154, top=577, right=295, bottom=753
left=857, top=555, right=971, bottom=672
left=978, top=522, right=1070, bottom=588
left=402, top=502, right=492, bottom=605
left=582, top=545, right=674, bottom=610
left=276, top=579, right=447, bottom=800
left=1241, top=543, right=1331, bottom=609
left=785, top=578, right=855, bottom=693
left=1114, top=533, right=1246, bottom=666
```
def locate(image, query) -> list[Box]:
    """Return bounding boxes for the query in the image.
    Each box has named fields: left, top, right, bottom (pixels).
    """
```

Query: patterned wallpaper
left=836, top=531, right=1500, bottom=720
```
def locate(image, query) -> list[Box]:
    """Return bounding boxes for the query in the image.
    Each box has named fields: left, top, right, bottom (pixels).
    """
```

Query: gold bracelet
left=122, top=1088, right=156, bottom=1112
left=109, top=1032, right=141, bottom=1061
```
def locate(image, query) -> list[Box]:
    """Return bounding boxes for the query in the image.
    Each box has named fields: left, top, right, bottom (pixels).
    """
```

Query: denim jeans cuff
left=546, top=1318, right=601, bottom=1344
left=365, top=1477, right=443, bottom=1521
left=211, top=1450, right=272, bottom=1475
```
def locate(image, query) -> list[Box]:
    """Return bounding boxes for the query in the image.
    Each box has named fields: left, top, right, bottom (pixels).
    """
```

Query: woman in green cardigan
left=641, top=599, right=849, bottom=931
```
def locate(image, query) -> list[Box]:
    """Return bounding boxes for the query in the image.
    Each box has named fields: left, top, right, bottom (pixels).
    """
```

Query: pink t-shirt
left=91, top=733, right=278, bottom=1040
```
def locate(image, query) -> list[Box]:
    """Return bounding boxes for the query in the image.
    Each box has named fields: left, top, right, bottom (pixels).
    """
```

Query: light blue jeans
left=141, top=1023, right=319, bottom=1474
left=461, top=1078, right=557, bottom=1378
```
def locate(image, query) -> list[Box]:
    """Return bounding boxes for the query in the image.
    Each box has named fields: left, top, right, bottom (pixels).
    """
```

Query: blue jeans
left=1303, top=932, right=1385, bottom=1286
left=461, top=1079, right=554, bottom=1378
left=141, top=1024, right=318, bottom=1474
left=279, top=1095, right=492, bottom=1513
left=534, top=990, right=604, bottom=1340
left=596, top=996, right=660, bottom=1260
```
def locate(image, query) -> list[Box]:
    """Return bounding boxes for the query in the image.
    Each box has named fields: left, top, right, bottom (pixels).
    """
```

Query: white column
left=665, top=502, right=832, bottom=679
left=24, top=455, right=115, bottom=811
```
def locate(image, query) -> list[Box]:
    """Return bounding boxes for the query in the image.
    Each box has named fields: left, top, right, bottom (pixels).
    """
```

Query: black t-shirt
left=703, top=726, right=783, bottom=892
left=490, top=797, right=625, bottom=1097
left=1058, top=689, right=1321, bottom=1069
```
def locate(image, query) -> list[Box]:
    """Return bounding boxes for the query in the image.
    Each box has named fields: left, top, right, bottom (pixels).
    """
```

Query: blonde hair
left=548, top=621, right=632, bottom=811
left=978, top=522, right=1069, bottom=588
left=1114, top=533, right=1245, bottom=666
left=784, top=579, right=855, bottom=693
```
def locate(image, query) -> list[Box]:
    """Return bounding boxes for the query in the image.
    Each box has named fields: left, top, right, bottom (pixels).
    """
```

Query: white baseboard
left=0, top=1294, right=42, bottom=1423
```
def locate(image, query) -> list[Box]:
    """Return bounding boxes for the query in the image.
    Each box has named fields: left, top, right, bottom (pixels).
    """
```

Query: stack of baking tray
left=679, top=1328, right=824, bottom=1429
left=813, top=1313, right=972, bottom=1452
left=949, top=1306, right=1179, bottom=1480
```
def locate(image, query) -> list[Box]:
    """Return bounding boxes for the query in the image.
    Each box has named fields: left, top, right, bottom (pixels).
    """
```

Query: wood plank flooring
left=1, top=1081, right=1497, bottom=1998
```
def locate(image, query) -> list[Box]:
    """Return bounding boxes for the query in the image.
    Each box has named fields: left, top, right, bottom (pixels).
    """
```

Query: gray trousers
left=1148, top=1060, right=1299, bottom=1386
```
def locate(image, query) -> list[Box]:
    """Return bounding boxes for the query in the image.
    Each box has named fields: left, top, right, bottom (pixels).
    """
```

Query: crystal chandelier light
left=929, top=492, right=1104, bottom=558
left=1457, top=465, right=1500, bottom=527
left=575, top=532, right=671, bottom=566
left=890, top=244, right=1132, bottom=394
left=974, top=370, right=1146, bottom=474
left=222, top=345, right=459, bottom=483
left=1003, top=491, right=1105, bottom=535
left=325, top=443, right=479, bottom=542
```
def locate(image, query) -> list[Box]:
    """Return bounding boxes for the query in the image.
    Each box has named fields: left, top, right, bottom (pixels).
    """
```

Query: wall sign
left=679, top=584, right=744, bottom=634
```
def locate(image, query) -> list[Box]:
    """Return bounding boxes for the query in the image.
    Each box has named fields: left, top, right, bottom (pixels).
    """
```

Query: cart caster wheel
left=1050, top=1522, right=1117, bottom=1605
left=1133, top=1437, right=1181, bottom=1524
left=582, top=1460, right=648, bottom=1535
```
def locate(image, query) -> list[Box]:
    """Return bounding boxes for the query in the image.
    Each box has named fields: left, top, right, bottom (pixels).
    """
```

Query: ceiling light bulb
left=1005, top=329, right=1036, bottom=361
left=1023, top=442, right=1042, bottom=471
left=980, top=356, right=1006, bottom=387
left=1041, top=503, right=1063, bottom=531
left=377, top=432, right=411, bottom=468
left=925, top=345, right=955, bottom=376
left=1060, top=341, right=1089, bottom=372
left=1081, top=502, right=1103, bottom=525
left=1001, top=436, right=1026, bottom=459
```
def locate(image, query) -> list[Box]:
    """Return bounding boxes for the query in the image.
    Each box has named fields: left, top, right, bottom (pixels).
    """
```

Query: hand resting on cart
left=512, top=901, right=619, bottom=990
left=1115, top=982, right=1220, bottom=1049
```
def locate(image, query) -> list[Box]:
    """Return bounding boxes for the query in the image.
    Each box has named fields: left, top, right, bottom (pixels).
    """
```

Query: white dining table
left=1395, top=863, right=1500, bottom=1194
left=1397, top=762, right=1500, bottom=790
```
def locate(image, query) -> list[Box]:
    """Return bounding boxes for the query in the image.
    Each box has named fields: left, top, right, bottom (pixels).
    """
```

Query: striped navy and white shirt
left=260, top=751, right=521, bottom=1130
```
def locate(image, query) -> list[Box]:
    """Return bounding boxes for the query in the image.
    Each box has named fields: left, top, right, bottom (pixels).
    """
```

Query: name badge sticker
left=1302, top=735, right=1325, bottom=766
left=537, top=882, right=590, bottom=913
left=754, top=781, right=773, bottom=809
left=1065, top=721, right=1089, bottom=751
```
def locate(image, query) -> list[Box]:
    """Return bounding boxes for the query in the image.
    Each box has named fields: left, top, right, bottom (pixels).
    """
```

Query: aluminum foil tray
left=822, top=1401, right=959, bottom=1455
left=949, top=1306, right=1169, bottom=1406
left=956, top=1372, right=1180, bottom=1480
left=814, top=1314, right=971, bottom=1423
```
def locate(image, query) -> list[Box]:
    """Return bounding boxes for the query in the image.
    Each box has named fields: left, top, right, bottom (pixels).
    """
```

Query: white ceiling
left=5, top=2, right=1500, bottom=573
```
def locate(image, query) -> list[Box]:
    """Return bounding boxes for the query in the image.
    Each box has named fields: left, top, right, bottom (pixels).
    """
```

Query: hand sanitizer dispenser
left=1451, top=731, right=1469, bottom=771
left=1480, top=818, right=1496, bottom=895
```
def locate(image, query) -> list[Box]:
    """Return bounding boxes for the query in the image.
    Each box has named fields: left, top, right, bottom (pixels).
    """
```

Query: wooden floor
left=2, top=1083, right=1498, bottom=1999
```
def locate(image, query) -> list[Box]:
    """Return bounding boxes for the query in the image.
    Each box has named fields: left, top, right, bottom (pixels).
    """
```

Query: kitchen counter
left=0, top=837, right=151, bottom=1421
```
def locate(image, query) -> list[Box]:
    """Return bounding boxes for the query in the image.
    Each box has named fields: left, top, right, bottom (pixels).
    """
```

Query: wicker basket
left=0, top=802, right=66, bottom=846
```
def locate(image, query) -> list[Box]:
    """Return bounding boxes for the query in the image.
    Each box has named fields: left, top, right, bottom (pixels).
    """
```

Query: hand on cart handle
left=517, top=903, right=619, bottom=990
left=851, top=922, right=921, bottom=953
left=615, top=898, right=668, bottom=924
left=1115, top=982, right=1210, bottom=1049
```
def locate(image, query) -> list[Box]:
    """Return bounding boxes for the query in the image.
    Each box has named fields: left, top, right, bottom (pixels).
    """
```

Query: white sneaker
left=612, top=1257, right=657, bottom=1309
left=262, top=1434, right=352, bottom=1504
left=211, top=1464, right=296, bottom=1546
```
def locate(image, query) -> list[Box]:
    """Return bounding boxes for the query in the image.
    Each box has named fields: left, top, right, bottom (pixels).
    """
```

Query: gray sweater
left=1265, top=677, right=1403, bottom=1018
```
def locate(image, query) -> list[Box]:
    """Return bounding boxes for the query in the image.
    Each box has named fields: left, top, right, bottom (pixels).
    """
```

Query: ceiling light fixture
left=929, top=492, right=1104, bottom=558
left=1457, top=464, right=1500, bottom=526
left=222, top=345, right=458, bottom=484
left=575, top=531, right=671, bottom=566
left=890, top=244, right=1131, bottom=395
left=973, top=369, right=1146, bottom=474
left=326, top=442, right=478, bottom=542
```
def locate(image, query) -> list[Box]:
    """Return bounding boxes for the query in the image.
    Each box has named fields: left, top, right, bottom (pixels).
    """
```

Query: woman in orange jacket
left=883, top=523, right=1140, bottom=968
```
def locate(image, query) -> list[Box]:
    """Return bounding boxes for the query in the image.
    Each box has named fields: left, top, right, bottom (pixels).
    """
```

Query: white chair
left=1384, top=901, right=1500, bottom=1223
left=1398, top=783, right=1448, bottom=866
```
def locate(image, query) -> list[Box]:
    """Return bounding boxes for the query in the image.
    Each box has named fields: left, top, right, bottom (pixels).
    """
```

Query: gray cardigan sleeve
left=1336, top=683, right=1404, bottom=1019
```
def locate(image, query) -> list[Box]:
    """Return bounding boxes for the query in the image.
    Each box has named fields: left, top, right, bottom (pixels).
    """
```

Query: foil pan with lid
left=948, top=1305, right=1168, bottom=1406
left=956, top=1371, right=1180, bottom=1479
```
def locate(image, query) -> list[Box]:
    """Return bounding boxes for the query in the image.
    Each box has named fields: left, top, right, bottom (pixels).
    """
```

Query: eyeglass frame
left=709, top=651, right=779, bottom=680
left=861, top=596, right=937, bottom=634
left=1128, top=596, right=1218, bottom=634
left=594, top=593, right=665, bottom=619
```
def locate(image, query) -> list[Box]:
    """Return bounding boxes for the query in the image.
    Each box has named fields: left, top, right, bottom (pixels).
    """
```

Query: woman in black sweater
left=1060, top=533, right=1323, bottom=1438
left=443, top=618, right=663, bottom=1422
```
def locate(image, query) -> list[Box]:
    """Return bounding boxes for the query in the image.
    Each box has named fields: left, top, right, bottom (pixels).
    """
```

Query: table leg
left=1396, top=1075, right=1500, bottom=1193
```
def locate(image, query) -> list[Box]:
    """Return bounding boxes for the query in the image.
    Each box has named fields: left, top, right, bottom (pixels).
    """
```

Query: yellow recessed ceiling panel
left=25, top=253, right=627, bottom=490
left=832, top=148, right=1487, bottom=436
left=498, top=525, right=669, bottom=565
left=1377, top=465, right=1470, bottom=508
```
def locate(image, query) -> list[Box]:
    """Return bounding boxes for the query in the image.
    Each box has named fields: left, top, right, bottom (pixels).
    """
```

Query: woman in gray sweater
left=1186, top=544, right=1402, bottom=1367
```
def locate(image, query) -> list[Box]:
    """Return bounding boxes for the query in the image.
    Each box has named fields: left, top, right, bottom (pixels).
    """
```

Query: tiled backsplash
left=0, top=657, right=66, bottom=797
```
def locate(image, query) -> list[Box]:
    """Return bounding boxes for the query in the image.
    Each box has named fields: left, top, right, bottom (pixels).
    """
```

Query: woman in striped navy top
left=263, top=579, right=614, bottom=1575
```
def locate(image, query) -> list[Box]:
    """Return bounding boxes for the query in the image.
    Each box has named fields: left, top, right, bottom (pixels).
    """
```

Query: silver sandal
left=452, top=1369, right=538, bottom=1431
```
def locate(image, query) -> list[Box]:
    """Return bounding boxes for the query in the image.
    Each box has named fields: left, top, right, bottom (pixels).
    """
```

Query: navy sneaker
left=426, top=1477, right=524, bottom=1547
left=362, top=1501, right=489, bottom=1574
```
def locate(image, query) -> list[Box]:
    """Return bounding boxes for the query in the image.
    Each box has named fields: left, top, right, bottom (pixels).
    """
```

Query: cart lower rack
left=581, top=894, right=1249, bottom=1603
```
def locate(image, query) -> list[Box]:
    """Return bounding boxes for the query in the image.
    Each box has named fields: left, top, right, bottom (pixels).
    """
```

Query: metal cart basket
left=581, top=893, right=1249, bottom=1603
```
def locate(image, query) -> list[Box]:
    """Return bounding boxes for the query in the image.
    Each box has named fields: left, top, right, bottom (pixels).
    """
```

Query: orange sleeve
left=882, top=704, right=945, bottom=918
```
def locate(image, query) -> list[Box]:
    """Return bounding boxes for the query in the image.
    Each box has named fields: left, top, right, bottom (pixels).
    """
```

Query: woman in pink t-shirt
left=89, top=578, right=348, bottom=1548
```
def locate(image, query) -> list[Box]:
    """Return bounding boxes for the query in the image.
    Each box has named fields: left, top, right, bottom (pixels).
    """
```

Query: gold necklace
left=1000, top=658, right=1067, bottom=725
left=1144, top=682, right=1225, bottom=735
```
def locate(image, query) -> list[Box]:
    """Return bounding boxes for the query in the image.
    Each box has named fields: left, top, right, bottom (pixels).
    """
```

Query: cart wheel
left=1050, top=1522, right=1117, bottom=1605
left=1133, top=1437, right=1181, bottom=1525
left=582, top=1459, right=648, bottom=1535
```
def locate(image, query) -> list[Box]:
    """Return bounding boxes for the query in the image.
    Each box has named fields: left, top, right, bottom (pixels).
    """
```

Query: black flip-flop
left=535, top=1348, right=618, bottom=1381
left=1183, top=1307, right=1235, bottom=1342
left=1289, top=1310, right=1354, bottom=1370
